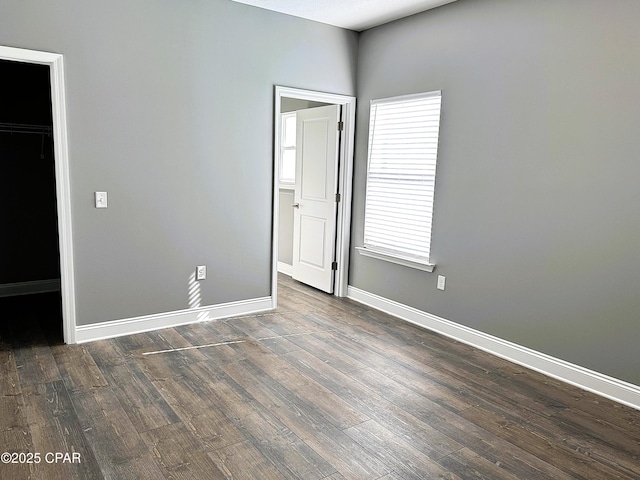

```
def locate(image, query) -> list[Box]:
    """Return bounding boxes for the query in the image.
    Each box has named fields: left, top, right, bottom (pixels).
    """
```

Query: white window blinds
left=362, top=91, right=442, bottom=268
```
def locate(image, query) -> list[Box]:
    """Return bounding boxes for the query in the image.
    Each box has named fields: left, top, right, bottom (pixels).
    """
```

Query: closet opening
left=0, top=58, right=63, bottom=345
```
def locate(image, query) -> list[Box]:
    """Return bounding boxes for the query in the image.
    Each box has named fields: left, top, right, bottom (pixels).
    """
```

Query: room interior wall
left=352, top=0, right=640, bottom=386
left=281, top=98, right=331, bottom=113
left=0, top=0, right=357, bottom=326
left=278, top=189, right=294, bottom=266
left=4, top=0, right=637, bottom=392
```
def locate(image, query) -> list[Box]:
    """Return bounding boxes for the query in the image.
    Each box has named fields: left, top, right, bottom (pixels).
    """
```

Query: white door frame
left=272, top=86, right=356, bottom=306
left=0, top=46, right=76, bottom=344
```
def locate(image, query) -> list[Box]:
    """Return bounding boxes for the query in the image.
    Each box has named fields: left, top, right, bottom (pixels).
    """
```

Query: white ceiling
left=230, top=0, right=460, bottom=31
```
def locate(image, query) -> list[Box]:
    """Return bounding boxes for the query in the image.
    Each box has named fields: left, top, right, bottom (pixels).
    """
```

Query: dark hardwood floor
left=1, top=275, right=640, bottom=479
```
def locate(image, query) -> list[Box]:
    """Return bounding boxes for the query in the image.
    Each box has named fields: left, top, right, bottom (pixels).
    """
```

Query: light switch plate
left=95, top=191, right=108, bottom=209
left=437, top=275, right=446, bottom=291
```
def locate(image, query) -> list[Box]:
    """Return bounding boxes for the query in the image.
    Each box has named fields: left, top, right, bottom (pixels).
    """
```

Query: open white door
left=292, top=105, right=341, bottom=293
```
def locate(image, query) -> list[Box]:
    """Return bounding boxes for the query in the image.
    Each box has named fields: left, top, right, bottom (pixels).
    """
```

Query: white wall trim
left=356, top=246, right=435, bottom=272
left=277, top=261, right=293, bottom=277
left=347, top=285, right=640, bottom=411
left=0, top=45, right=76, bottom=344
left=0, top=279, right=61, bottom=298
left=75, top=297, right=272, bottom=343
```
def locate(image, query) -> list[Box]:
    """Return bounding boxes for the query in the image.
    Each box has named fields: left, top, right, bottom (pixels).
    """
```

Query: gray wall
left=352, top=0, right=640, bottom=385
left=278, top=189, right=294, bottom=266
left=0, top=0, right=357, bottom=325
left=281, top=98, right=330, bottom=113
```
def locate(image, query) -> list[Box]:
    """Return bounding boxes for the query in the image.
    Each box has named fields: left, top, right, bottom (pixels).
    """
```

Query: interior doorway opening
left=276, top=98, right=331, bottom=277
left=0, top=46, right=75, bottom=343
left=0, top=59, right=63, bottom=342
left=272, top=86, right=356, bottom=307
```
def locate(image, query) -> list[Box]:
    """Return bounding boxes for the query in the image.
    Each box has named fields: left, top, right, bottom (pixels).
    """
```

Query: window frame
left=278, top=111, right=296, bottom=187
left=357, top=90, right=443, bottom=272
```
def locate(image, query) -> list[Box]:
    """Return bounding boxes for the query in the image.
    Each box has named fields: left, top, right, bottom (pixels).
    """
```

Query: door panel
left=292, top=105, right=341, bottom=293
left=300, top=121, right=329, bottom=200
left=298, top=216, right=327, bottom=268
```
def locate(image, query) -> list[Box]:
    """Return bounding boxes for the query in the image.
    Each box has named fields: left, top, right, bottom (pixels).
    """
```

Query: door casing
left=0, top=46, right=76, bottom=344
left=272, top=86, right=356, bottom=306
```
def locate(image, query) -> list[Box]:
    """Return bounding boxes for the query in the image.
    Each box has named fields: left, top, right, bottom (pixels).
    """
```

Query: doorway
left=0, top=59, right=60, bottom=336
left=272, top=86, right=356, bottom=306
left=0, top=46, right=75, bottom=343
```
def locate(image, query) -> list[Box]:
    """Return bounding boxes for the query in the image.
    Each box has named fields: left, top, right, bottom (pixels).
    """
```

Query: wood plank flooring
left=1, top=275, right=640, bottom=479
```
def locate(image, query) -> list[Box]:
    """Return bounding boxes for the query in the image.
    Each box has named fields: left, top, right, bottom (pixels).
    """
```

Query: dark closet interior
left=0, top=58, right=63, bottom=343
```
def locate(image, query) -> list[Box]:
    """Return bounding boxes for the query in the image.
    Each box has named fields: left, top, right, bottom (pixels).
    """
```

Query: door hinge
left=331, top=261, right=338, bottom=271
left=337, top=121, right=344, bottom=131
left=335, top=193, right=341, bottom=203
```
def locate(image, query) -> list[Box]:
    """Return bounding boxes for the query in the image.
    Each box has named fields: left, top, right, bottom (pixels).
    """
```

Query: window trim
left=278, top=111, right=296, bottom=187
left=356, top=246, right=435, bottom=272
left=358, top=90, right=442, bottom=272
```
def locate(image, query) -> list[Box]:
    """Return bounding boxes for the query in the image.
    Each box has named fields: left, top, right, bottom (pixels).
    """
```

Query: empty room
left=1, top=0, right=639, bottom=478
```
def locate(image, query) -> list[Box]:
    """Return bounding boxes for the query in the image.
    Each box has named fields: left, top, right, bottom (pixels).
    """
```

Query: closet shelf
left=0, top=122, right=52, bottom=135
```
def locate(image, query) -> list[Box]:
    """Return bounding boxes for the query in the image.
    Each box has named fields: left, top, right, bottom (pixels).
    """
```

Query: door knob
left=292, top=203, right=300, bottom=208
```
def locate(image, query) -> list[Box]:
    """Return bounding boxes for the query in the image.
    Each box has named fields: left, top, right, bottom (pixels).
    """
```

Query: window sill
left=356, top=247, right=435, bottom=272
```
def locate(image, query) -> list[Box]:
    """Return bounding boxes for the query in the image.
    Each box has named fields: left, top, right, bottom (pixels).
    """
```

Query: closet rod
left=0, top=122, right=52, bottom=136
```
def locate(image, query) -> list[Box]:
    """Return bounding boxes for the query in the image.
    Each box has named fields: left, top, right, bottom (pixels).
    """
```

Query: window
left=357, top=91, right=442, bottom=272
left=279, top=112, right=296, bottom=185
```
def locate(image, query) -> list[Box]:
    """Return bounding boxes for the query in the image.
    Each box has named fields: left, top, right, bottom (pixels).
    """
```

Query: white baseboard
left=75, top=296, right=273, bottom=344
left=0, top=279, right=61, bottom=298
left=347, top=286, right=640, bottom=411
left=277, top=261, right=293, bottom=276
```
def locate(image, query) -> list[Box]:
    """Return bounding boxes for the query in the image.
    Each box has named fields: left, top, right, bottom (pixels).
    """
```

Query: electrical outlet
left=437, top=275, right=446, bottom=291
left=196, top=265, right=206, bottom=280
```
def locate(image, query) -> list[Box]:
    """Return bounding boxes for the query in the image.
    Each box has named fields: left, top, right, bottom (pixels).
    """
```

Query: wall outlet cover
left=196, top=265, right=206, bottom=280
